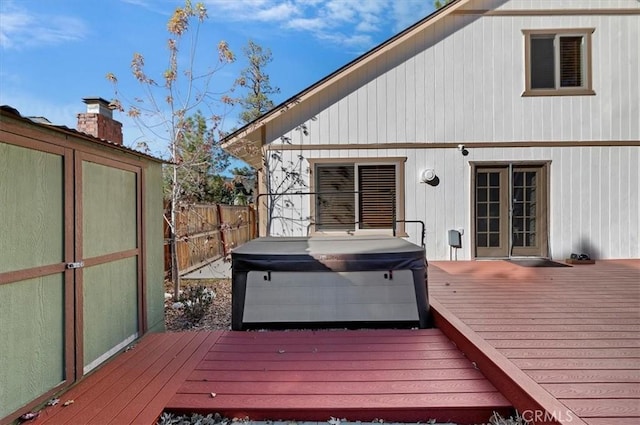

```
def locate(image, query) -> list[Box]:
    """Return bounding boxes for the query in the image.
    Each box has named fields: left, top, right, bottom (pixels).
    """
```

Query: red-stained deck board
left=429, top=259, right=640, bottom=425
left=32, top=328, right=511, bottom=425
left=116, top=331, right=223, bottom=425
left=166, top=329, right=512, bottom=424
left=187, top=368, right=489, bottom=382
left=37, top=332, right=221, bottom=425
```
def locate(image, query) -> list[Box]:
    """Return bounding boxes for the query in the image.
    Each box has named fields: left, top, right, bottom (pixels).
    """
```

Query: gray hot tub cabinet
left=231, top=236, right=429, bottom=330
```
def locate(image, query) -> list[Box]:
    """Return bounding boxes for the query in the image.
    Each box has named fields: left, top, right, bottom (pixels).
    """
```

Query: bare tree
left=107, top=0, right=235, bottom=298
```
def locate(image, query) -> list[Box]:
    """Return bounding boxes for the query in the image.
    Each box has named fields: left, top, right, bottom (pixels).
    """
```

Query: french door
left=473, top=163, right=548, bottom=258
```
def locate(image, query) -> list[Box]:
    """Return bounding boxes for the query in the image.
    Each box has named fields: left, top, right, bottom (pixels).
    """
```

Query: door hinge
left=66, top=262, right=84, bottom=269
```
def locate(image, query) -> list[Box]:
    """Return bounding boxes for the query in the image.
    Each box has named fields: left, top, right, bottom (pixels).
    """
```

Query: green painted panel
left=144, top=164, right=166, bottom=332
left=0, top=143, right=64, bottom=273
left=0, top=274, right=65, bottom=418
left=83, top=161, right=137, bottom=258
left=83, top=257, right=138, bottom=369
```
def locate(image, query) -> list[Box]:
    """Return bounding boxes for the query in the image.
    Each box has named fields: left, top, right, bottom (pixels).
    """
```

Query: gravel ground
left=164, top=278, right=232, bottom=331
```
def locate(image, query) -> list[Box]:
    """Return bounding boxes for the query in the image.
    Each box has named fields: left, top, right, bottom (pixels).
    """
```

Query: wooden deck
left=34, top=329, right=510, bottom=425
left=428, top=259, right=640, bottom=425
left=27, top=259, right=639, bottom=425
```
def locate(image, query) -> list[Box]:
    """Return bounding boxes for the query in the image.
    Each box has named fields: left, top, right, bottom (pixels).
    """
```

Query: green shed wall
left=0, top=111, right=165, bottom=422
left=144, top=162, right=166, bottom=333
left=0, top=143, right=67, bottom=418
left=0, top=143, right=64, bottom=272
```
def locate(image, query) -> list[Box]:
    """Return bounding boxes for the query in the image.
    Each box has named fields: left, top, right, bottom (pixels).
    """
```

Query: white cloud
left=203, top=0, right=434, bottom=50
left=0, top=2, right=88, bottom=49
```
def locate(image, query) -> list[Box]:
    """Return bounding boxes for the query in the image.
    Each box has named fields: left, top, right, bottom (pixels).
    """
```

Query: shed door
left=0, top=141, right=74, bottom=419
left=76, top=153, right=143, bottom=375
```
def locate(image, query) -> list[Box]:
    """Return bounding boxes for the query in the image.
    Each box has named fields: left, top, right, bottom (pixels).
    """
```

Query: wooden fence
left=164, top=203, right=256, bottom=276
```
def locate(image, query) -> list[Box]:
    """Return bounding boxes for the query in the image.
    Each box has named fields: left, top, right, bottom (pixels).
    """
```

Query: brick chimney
left=76, top=97, right=123, bottom=145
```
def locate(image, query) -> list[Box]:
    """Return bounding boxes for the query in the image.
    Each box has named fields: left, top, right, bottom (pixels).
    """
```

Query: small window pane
left=489, top=218, right=500, bottom=232
left=477, top=234, right=487, bottom=247
left=513, top=202, right=523, bottom=217
left=477, top=173, right=487, bottom=187
left=477, top=188, right=487, bottom=202
left=489, top=188, right=500, bottom=202
left=478, top=218, right=487, bottom=232
left=513, top=218, right=524, bottom=231
left=489, top=202, right=500, bottom=217
left=489, top=172, right=500, bottom=187
left=513, top=172, right=523, bottom=187
left=513, top=232, right=524, bottom=247
left=489, top=233, right=500, bottom=247
left=477, top=204, right=487, bottom=217
left=531, top=36, right=555, bottom=89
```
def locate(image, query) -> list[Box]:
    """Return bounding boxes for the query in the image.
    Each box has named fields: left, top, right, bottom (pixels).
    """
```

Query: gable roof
left=1, top=105, right=164, bottom=163
left=221, top=0, right=471, bottom=168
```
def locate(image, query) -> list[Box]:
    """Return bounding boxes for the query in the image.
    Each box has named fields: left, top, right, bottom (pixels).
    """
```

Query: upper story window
left=310, top=158, right=405, bottom=234
left=522, top=28, right=595, bottom=96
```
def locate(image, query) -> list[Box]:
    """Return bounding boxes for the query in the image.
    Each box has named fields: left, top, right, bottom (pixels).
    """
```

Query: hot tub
left=231, top=236, right=429, bottom=330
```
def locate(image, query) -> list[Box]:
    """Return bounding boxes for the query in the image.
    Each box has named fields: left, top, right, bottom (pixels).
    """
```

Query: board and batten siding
left=267, top=3, right=639, bottom=144
left=268, top=146, right=639, bottom=261
left=261, top=0, right=639, bottom=260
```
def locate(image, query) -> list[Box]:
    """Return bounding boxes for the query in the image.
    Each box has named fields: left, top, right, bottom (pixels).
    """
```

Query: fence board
left=164, top=203, right=255, bottom=276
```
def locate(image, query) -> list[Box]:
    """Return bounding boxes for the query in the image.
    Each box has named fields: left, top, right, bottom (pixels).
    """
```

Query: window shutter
left=358, top=165, right=396, bottom=229
left=316, top=165, right=355, bottom=230
left=559, top=36, right=583, bottom=87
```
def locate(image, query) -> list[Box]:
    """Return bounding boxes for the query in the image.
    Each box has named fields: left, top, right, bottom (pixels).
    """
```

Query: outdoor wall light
left=420, top=168, right=439, bottom=186
left=457, top=144, right=469, bottom=156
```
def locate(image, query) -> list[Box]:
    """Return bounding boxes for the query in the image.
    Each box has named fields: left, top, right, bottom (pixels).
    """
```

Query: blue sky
left=0, top=0, right=436, bottom=160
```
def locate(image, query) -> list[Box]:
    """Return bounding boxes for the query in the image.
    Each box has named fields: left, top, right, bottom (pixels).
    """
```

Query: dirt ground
left=164, top=278, right=232, bottom=331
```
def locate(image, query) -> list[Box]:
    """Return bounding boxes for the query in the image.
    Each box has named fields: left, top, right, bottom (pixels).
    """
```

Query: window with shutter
left=523, top=29, right=594, bottom=96
left=313, top=161, right=401, bottom=232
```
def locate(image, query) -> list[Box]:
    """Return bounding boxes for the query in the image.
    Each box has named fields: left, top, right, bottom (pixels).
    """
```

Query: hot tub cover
left=231, top=235, right=425, bottom=273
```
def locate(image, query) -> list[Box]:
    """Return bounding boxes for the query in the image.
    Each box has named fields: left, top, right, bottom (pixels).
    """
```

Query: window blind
left=316, top=165, right=355, bottom=230
left=358, top=165, right=396, bottom=229
left=560, top=36, right=583, bottom=87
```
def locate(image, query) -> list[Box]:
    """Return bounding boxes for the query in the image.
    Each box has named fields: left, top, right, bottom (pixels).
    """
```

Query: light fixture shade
left=421, top=168, right=436, bottom=182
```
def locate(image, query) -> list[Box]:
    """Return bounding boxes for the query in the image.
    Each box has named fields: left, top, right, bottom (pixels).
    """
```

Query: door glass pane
left=477, top=173, right=487, bottom=186
left=489, top=202, right=500, bottom=217
left=512, top=170, right=537, bottom=247
left=476, top=170, right=503, bottom=253
left=489, top=172, right=500, bottom=186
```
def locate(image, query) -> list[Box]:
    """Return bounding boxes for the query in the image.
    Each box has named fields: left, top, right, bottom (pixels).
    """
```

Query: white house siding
left=262, top=0, right=639, bottom=260
left=268, top=145, right=639, bottom=261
